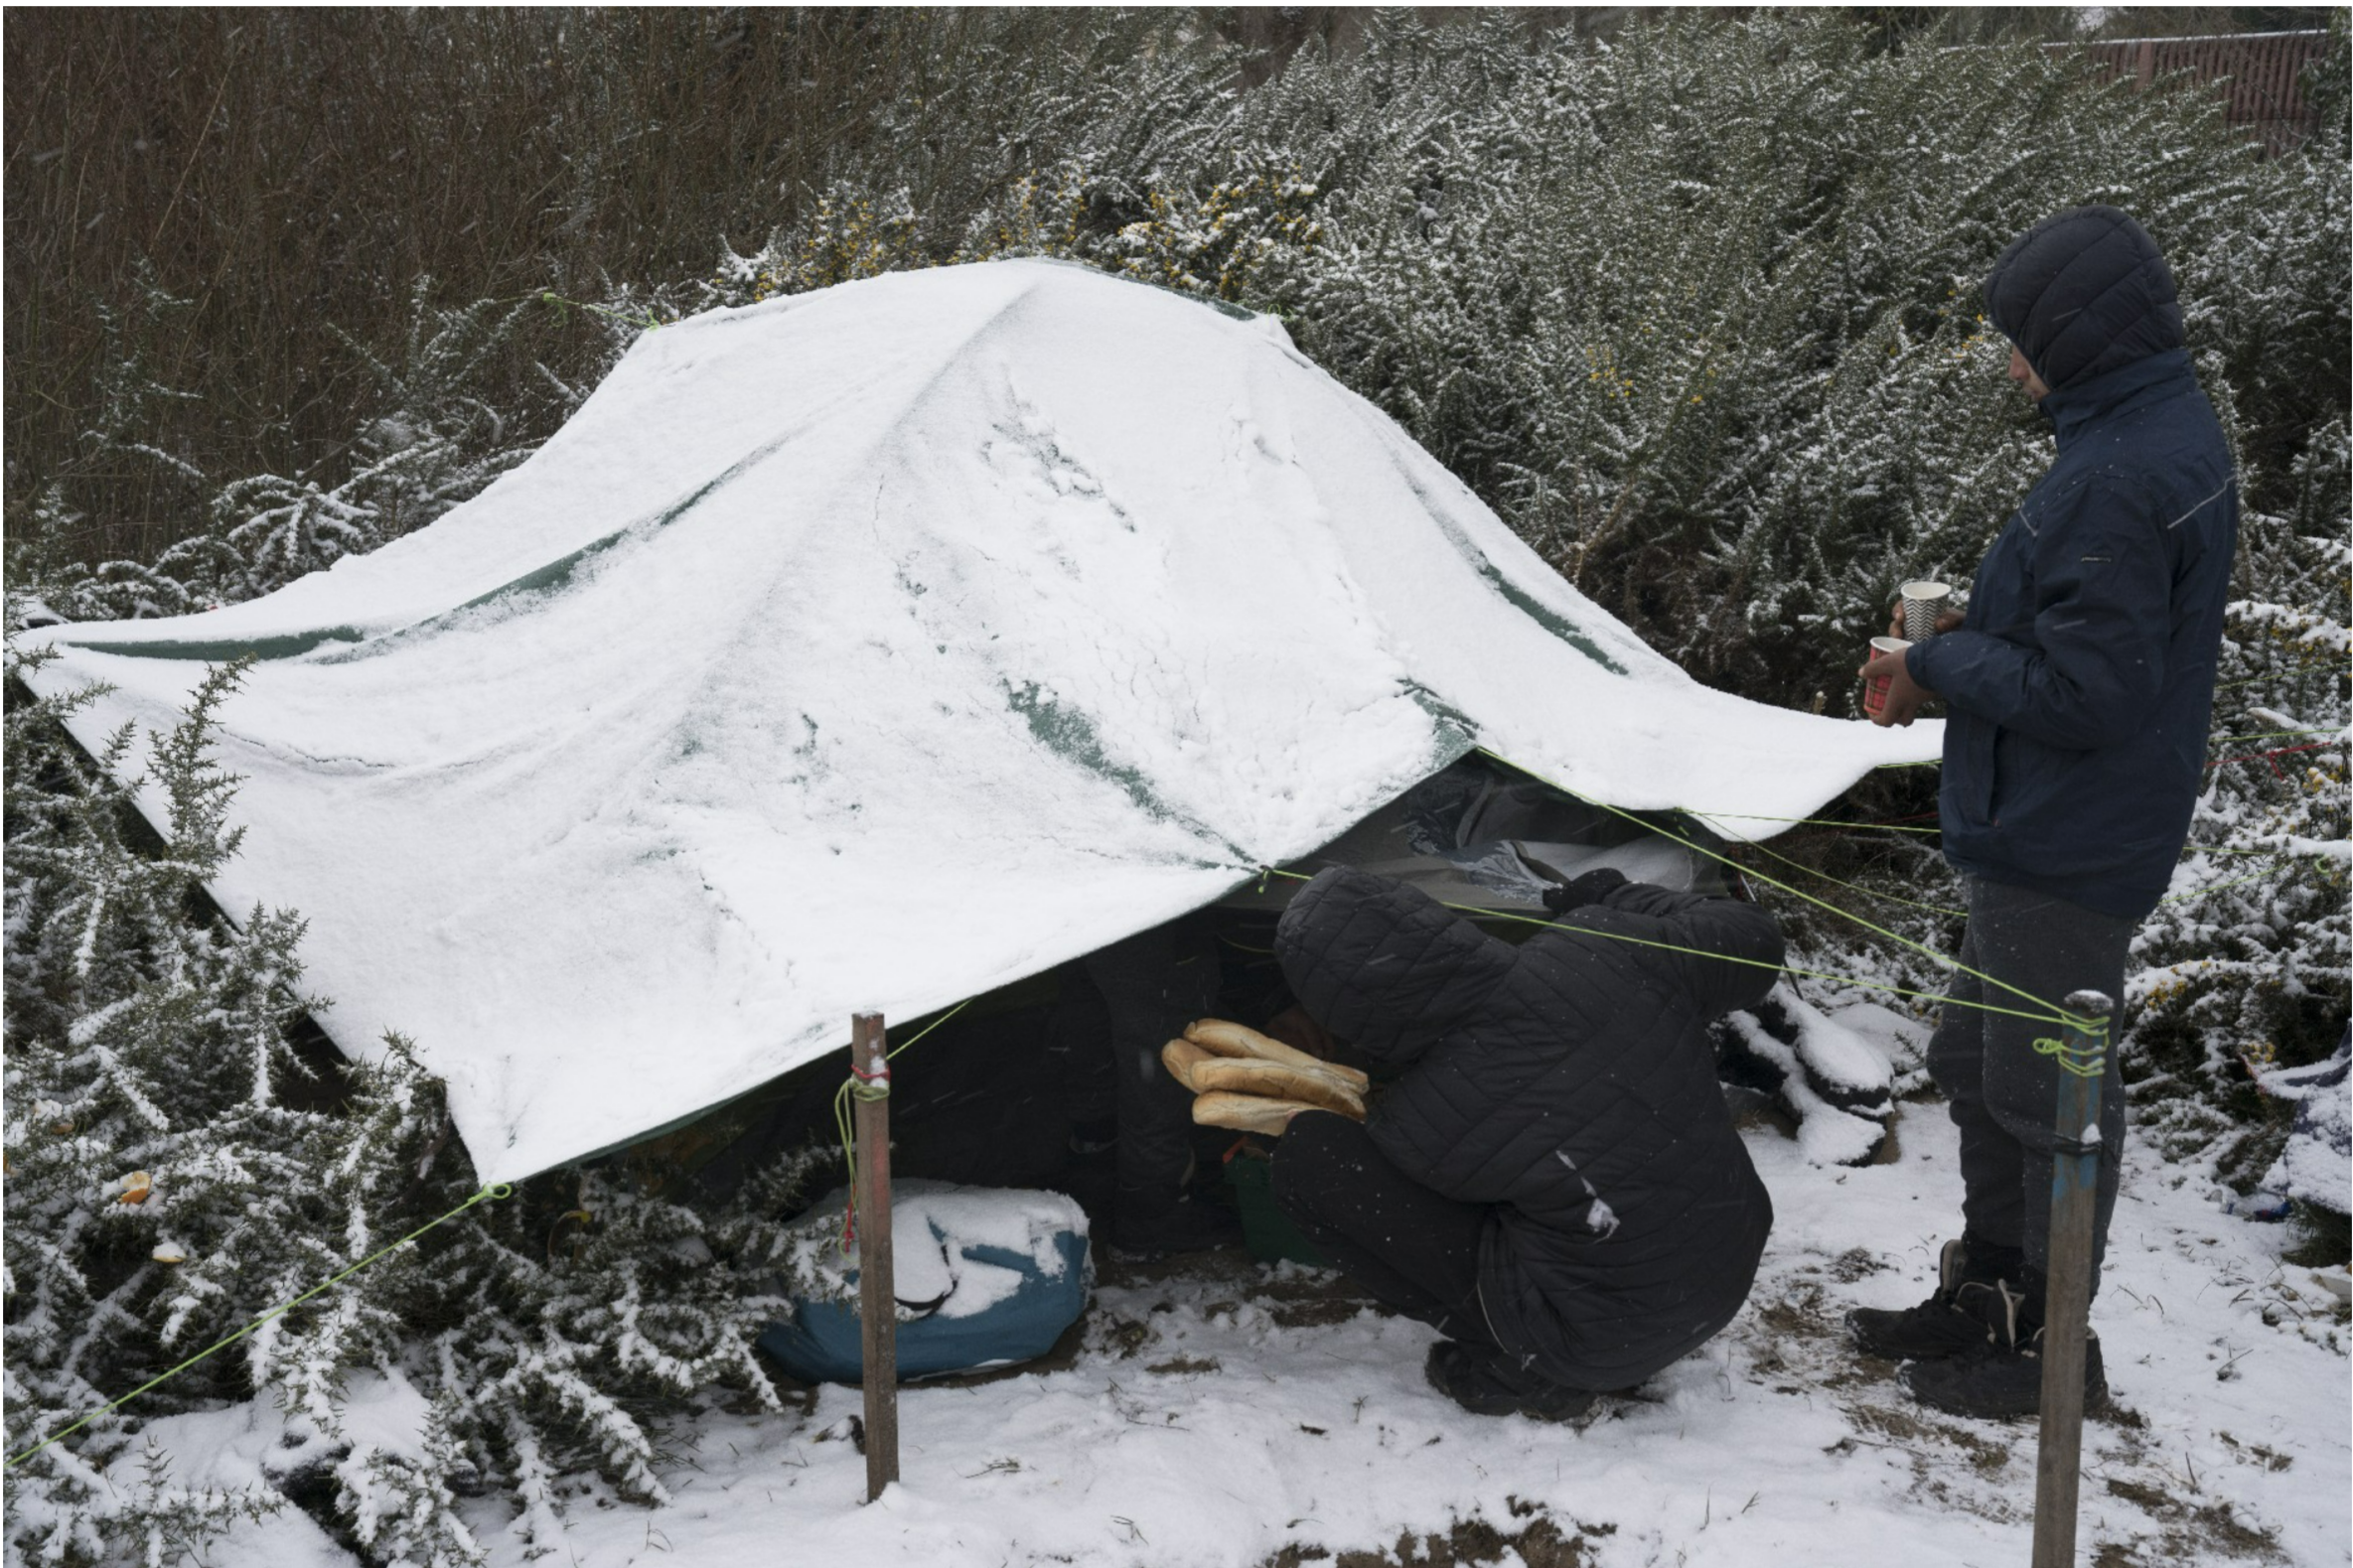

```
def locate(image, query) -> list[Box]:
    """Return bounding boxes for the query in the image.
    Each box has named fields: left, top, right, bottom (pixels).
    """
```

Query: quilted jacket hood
left=1985, top=205, right=2183, bottom=393
left=1273, top=866, right=1515, bottom=1064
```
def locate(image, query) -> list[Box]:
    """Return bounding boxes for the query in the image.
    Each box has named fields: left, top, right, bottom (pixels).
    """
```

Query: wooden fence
left=2051, top=31, right=2334, bottom=157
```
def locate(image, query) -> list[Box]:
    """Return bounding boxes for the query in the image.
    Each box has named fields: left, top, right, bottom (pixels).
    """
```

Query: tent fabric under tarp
left=16, top=259, right=1938, bottom=1184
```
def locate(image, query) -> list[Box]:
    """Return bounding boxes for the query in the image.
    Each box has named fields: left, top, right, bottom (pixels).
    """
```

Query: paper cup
left=1863, top=636, right=1911, bottom=719
left=1900, top=580, right=1951, bottom=641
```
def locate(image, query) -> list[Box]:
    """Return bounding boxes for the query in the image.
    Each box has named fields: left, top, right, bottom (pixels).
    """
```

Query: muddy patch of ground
left=1262, top=1500, right=1613, bottom=1568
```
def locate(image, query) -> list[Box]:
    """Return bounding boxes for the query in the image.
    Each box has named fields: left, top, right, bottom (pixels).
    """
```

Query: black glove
left=1542, top=867, right=1628, bottom=914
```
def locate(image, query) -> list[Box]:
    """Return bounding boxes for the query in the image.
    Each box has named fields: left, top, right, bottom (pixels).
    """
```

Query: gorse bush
left=11, top=281, right=558, bottom=627
left=2, top=648, right=451, bottom=1560
left=2, top=642, right=839, bottom=1565
left=2129, top=511, right=2351, bottom=1188
left=5, top=10, right=2346, bottom=1560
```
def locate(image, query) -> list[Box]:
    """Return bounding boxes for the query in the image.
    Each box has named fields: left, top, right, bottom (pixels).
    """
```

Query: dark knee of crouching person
left=1268, top=1109, right=1371, bottom=1230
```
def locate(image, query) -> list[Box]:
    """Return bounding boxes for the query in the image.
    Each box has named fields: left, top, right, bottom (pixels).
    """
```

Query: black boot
left=1845, top=1235, right=2022, bottom=1361
left=1424, top=1341, right=1596, bottom=1422
left=1899, top=1277, right=2108, bottom=1420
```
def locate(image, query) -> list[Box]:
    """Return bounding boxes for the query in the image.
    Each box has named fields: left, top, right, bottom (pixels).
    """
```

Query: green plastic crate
left=1221, top=1144, right=1332, bottom=1267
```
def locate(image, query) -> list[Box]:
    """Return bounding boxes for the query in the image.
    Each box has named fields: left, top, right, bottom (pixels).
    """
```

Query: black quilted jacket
left=1274, top=866, right=1784, bottom=1391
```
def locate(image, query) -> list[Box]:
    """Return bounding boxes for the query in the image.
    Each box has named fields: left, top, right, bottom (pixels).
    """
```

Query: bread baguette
left=1191, top=1091, right=1328, bottom=1136
left=1184, top=1019, right=1371, bottom=1092
left=1160, top=1037, right=1216, bottom=1090
left=1189, top=1057, right=1365, bottom=1120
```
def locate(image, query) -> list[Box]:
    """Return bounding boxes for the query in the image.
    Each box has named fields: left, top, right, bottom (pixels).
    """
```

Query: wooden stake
left=2031, top=990, right=2112, bottom=1568
left=851, top=1011, right=899, bottom=1502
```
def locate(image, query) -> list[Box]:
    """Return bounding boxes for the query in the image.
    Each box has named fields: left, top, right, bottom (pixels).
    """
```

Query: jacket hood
left=1985, top=206, right=2183, bottom=393
left=2041, top=347, right=2197, bottom=446
left=1273, top=866, right=1515, bottom=1065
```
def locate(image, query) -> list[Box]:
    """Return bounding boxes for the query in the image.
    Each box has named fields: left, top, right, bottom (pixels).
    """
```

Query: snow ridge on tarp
left=15, top=260, right=1937, bottom=1184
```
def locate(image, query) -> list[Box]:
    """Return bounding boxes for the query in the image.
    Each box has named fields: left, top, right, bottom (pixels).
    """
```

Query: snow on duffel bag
left=758, top=1183, right=1091, bottom=1383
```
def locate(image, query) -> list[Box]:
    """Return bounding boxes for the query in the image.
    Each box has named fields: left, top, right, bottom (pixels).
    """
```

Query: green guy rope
left=1251, top=867, right=2070, bottom=1028
left=2212, top=662, right=2349, bottom=691
left=1685, top=819, right=1968, bottom=920
left=1469, top=748, right=2085, bottom=1025
left=7, top=1183, right=513, bottom=1471
left=2033, top=1018, right=2111, bottom=1080
left=1677, top=809, right=1942, bottom=836
left=2160, top=861, right=2342, bottom=906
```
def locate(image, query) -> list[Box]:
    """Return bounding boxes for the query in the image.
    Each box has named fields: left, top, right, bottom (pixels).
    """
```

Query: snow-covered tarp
left=14, top=259, right=1936, bottom=1183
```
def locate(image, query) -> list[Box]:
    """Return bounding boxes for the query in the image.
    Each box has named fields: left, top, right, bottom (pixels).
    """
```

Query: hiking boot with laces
left=1898, top=1277, right=2109, bottom=1420
left=1845, top=1237, right=2020, bottom=1361
left=1424, top=1341, right=1596, bottom=1422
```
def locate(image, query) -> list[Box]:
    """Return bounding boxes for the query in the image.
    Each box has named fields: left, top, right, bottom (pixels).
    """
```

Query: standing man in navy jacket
left=1856, top=207, right=2238, bottom=1417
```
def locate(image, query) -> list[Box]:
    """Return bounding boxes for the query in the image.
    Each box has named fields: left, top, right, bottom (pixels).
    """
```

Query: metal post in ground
left=851, top=1011, right=900, bottom=1502
left=2031, top=989, right=2112, bottom=1568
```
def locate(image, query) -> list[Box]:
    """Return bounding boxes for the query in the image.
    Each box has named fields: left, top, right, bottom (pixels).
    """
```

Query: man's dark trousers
left=1272, top=1110, right=1498, bottom=1351
left=1930, top=877, right=2134, bottom=1299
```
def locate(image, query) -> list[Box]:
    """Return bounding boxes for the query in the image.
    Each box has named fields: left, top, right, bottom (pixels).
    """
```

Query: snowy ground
left=140, top=1050, right=2351, bottom=1568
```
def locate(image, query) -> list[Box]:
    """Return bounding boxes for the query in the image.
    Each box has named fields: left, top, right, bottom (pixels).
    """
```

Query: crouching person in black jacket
left=1267, top=864, right=1784, bottom=1420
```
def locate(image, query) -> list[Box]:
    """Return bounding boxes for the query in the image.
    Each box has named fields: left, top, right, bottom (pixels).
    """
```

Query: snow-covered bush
left=2129, top=514, right=2351, bottom=1192
left=19, top=284, right=550, bottom=626
left=2, top=642, right=832, bottom=1563
left=5, top=11, right=2346, bottom=1550
left=1, top=646, right=455, bottom=1562
left=715, top=183, right=927, bottom=303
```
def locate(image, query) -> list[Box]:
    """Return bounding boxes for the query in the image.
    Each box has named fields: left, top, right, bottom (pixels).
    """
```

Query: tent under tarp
left=16, top=259, right=1938, bottom=1184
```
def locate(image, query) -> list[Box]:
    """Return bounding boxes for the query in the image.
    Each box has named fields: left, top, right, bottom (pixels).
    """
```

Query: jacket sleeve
left=1906, top=474, right=2174, bottom=750
left=1565, top=880, right=1786, bottom=1019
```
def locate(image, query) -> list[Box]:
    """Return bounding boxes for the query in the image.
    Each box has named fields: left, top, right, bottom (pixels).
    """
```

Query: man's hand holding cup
left=1886, top=603, right=1965, bottom=640
left=1859, top=639, right=1932, bottom=726
left=1861, top=582, right=1959, bottom=727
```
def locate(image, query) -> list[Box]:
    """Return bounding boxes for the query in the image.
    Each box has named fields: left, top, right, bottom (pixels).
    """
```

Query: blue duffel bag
left=758, top=1183, right=1092, bottom=1383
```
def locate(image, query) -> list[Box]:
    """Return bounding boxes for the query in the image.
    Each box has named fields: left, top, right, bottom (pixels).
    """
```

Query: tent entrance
left=605, top=754, right=1725, bottom=1212
left=1218, top=751, right=1730, bottom=923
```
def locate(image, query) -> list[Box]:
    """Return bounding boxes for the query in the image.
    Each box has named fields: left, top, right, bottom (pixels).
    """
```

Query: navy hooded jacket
left=1274, top=866, right=1783, bottom=1391
left=1907, top=208, right=2237, bottom=920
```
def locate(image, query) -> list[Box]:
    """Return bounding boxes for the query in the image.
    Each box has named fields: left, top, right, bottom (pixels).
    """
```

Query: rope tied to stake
left=2033, top=1017, right=2112, bottom=1081
left=834, top=1001, right=969, bottom=1251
